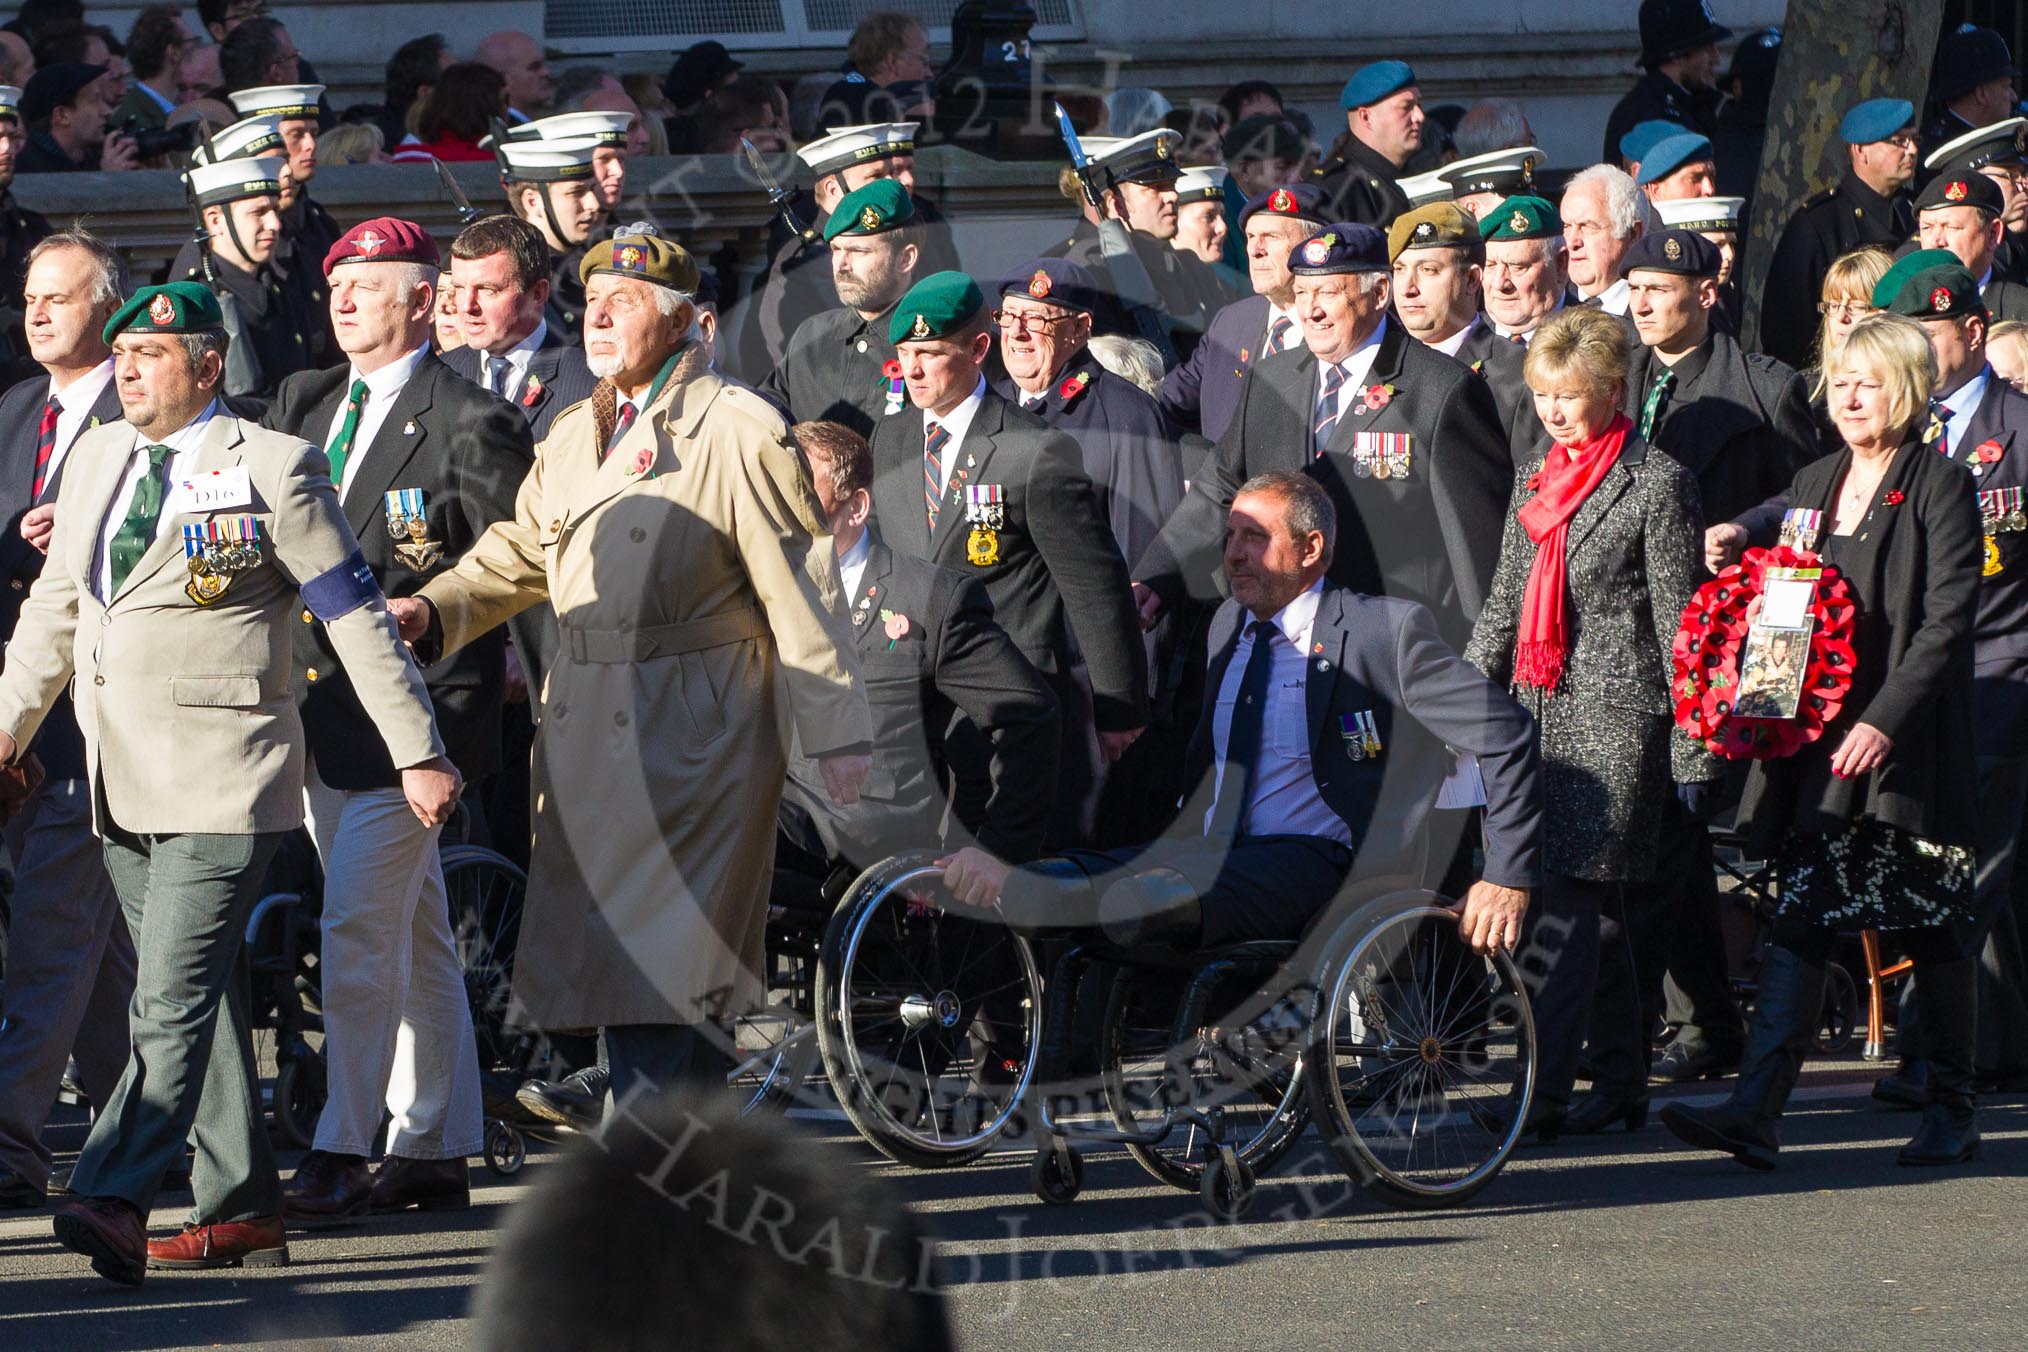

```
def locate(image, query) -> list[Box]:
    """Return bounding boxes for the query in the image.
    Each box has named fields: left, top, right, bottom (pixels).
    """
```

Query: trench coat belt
left=563, top=607, right=766, bottom=663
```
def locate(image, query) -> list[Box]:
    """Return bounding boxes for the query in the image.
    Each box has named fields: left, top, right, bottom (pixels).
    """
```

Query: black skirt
left=1775, top=818, right=1974, bottom=932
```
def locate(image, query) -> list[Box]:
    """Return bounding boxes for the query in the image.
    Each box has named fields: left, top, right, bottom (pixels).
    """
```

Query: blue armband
left=302, top=550, right=382, bottom=621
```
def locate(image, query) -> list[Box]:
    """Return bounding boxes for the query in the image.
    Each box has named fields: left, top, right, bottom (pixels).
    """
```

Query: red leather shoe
left=52, top=1196, right=148, bottom=1287
left=146, top=1214, right=289, bottom=1270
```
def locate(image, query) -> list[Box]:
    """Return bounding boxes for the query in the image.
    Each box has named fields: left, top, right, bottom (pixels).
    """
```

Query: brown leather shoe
left=52, top=1196, right=147, bottom=1287
left=369, top=1155, right=469, bottom=1214
left=146, top=1214, right=289, bottom=1269
left=282, top=1149, right=372, bottom=1227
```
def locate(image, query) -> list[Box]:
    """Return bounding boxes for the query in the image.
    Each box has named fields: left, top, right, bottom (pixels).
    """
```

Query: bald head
left=0, top=31, right=32, bottom=88
left=579, top=87, right=649, bottom=155
left=477, top=31, right=551, bottom=114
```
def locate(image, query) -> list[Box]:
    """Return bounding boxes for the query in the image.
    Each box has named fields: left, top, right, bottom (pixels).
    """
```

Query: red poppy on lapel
left=521, top=374, right=543, bottom=408
left=1884, top=489, right=1905, bottom=506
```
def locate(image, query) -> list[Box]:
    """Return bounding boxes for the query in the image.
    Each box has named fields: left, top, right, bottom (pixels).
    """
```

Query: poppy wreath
left=1671, top=544, right=1859, bottom=760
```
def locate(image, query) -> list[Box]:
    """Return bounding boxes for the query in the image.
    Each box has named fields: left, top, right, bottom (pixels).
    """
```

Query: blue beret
left=1286, top=222, right=1389, bottom=275
left=1619, top=118, right=1686, bottom=165
left=1838, top=98, right=1915, bottom=146
left=1339, top=60, right=1416, bottom=111
left=1621, top=228, right=1722, bottom=278
left=1238, top=182, right=1331, bottom=229
left=1636, top=132, right=1715, bottom=185
left=997, top=258, right=1101, bottom=315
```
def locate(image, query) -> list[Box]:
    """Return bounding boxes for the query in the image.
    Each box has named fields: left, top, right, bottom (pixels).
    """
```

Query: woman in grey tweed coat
left=1466, top=306, right=1721, bottom=1137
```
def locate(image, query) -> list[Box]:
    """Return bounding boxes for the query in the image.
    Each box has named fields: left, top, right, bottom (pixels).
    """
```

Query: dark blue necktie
left=1209, top=621, right=1278, bottom=839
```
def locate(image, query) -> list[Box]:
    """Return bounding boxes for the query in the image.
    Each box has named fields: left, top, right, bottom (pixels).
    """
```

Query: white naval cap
left=1654, top=194, right=1744, bottom=232
left=1079, top=128, right=1184, bottom=185
left=1438, top=144, right=1545, bottom=198
left=505, top=110, right=634, bottom=148
left=497, top=135, right=602, bottom=182
left=185, top=154, right=288, bottom=207
left=1397, top=169, right=1455, bottom=207
left=0, top=85, right=21, bottom=120
left=228, top=84, right=323, bottom=120
left=797, top=121, right=918, bottom=175
left=1174, top=164, right=1228, bottom=203
left=189, top=114, right=286, bottom=164
left=1924, top=116, right=2028, bottom=173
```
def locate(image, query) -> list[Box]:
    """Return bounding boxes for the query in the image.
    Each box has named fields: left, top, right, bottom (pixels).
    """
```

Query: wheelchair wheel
left=442, top=847, right=534, bottom=1075
left=1100, top=965, right=1310, bottom=1192
left=816, top=854, right=1042, bottom=1168
left=1305, top=894, right=1536, bottom=1210
left=271, top=1045, right=327, bottom=1150
left=484, top=1119, right=527, bottom=1177
left=728, top=927, right=822, bottom=1115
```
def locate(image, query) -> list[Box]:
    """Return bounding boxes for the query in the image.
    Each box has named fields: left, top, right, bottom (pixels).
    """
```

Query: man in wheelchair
left=940, top=471, right=1543, bottom=957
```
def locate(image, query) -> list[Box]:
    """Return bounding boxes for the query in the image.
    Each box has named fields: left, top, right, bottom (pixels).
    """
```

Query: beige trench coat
left=420, top=348, right=870, bottom=1029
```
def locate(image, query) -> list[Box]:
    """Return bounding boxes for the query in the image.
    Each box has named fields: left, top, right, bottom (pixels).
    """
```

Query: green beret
left=1885, top=263, right=1987, bottom=320
left=1481, top=195, right=1561, bottom=242
left=823, top=179, right=915, bottom=242
left=1870, top=248, right=1960, bottom=309
left=889, top=270, right=984, bottom=345
left=104, top=282, right=225, bottom=344
left=579, top=223, right=701, bottom=293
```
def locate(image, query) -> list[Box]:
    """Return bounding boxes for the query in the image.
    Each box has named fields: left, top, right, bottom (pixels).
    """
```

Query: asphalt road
left=1, top=1061, right=2022, bottom=1352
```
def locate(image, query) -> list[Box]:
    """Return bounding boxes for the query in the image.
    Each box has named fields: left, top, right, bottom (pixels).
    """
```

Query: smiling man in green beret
left=761, top=178, right=922, bottom=437
left=866, top=269, right=1148, bottom=845
left=389, top=223, right=873, bottom=1115
left=0, top=279, right=451, bottom=1284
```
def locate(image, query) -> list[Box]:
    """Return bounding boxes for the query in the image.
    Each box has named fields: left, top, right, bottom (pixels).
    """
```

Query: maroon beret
left=323, top=216, right=441, bottom=277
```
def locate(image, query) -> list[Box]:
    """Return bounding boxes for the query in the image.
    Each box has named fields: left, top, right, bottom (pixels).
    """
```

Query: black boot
left=1661, top=945, right=1825, bottom=1171
left=1871, top=1058, right=1929, bottom=1110
left=1899, top=958, right=1980, bottom=1166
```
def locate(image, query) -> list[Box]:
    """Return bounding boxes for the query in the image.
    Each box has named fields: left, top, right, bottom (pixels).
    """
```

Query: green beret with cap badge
left=889, top=271, right=985, bottom=345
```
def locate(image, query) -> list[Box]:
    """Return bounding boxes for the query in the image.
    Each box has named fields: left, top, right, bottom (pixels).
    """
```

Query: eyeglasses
left=1817, top=301, right=1877, bottom=318
left=1883, top=134, right=1920, bottom=152
left=991, top=308, right=1076, bottom=332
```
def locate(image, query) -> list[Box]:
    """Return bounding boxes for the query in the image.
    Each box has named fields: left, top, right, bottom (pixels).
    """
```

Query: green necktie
left=1639, top=369, right=1676, bottom=440
left=108, top=444, right=172, bottom=595
left=325, top=378, right=369, bottom=486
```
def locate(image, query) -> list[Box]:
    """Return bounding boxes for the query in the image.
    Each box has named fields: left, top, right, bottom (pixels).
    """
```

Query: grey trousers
left=68, top=824, right=284, bottom=1222
left=0, top=778, right=134, bottom=1188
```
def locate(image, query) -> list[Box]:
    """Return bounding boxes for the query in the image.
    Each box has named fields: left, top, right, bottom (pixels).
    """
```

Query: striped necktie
left=1265, top=316, right=1294, bottom=355
left=1313, top=362, right=1348, bottom=457
left=924, top=421, right=950, bottom=530
left=30, top=395, right=59, bottom=501
left=1926, top=400, right=1949, bottom=456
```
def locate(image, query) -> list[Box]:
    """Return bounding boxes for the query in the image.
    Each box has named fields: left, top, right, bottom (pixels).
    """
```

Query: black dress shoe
left=1898, top=1104, right=1980, bottom=1166
left=369, top=1156, right=469, bottom=1213
left=1561, top=1091, right=1650, bottom=1134
left=1651, top=1040, right=1741, bottom=1084
left=0, top=1167, right=48, bottom=1209
left=516, top=1065, right=610, bottom=1132
left=281, top=1150, right=372, bottom=1227
left=1872, top=1061, right=1929, bottom=1110
left=483, top=1070, right=549, bottom=1128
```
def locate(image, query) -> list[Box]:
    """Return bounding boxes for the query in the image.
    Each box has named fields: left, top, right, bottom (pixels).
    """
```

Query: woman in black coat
left=1665, top=311, right=1985, bottom=1170
left=1466, top=306, right=1720, bottom=1137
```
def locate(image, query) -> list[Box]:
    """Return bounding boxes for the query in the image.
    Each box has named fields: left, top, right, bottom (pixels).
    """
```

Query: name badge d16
left=165, top=466, right=254, bottom=515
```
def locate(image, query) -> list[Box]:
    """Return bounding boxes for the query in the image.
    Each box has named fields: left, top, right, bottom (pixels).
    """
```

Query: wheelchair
left=815, top=850, right=1539, bottom=1219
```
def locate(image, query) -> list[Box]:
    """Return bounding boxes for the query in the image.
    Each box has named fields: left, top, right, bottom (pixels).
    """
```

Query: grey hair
left=1106, top=87, right=1174, bottom=137
left=1564, top=164, right=1643, bottom=240
left=1237, top=469, right=1337, bottom=559
left=1454, top=98, right=1534, bottom=157
left=26, top=229, right=129, bottom=312
left=176, top=329, right=229, bottom=372
left=1086, top=334, right=1165, bottom=395
left=649, top=284, right=705, bottom=345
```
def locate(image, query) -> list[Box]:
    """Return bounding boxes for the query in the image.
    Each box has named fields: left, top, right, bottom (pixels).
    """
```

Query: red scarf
left=1512, top=413, right=1631, bottom=691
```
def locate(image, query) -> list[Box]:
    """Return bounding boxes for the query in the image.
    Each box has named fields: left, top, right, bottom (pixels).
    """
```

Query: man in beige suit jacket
left=0, top=283, right=456, bottom=1286
left=391, top=227, right=872, bottom=1110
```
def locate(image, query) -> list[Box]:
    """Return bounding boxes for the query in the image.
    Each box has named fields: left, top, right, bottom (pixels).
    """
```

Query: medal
left=390, top=488, right=444, bottom=570
left=1778, top=507, right=1823, bottom=553
left=1353, top=431, right=1412, bottom=481
left=1985, top=535, right=2004, bottom=577
left=1372, top=458, right=1391, bottom=480
left=966, top=528, right=999, bottom=566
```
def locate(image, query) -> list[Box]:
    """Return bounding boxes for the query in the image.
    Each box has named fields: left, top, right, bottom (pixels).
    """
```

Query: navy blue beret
left=1287, top=222, right=1389, bottom=275
left=1838, top=98, right=1915, bottom=146
left=1340, top=60, right=1415, bottom=111
left=1622, top=228, right=1722, bottom=278
left=997, top=257, right=1102, bottom=315
left=1238, top=182, right=1331, bottom=229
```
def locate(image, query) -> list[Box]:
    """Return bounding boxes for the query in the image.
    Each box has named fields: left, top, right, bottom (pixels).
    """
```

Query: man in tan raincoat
left=392, top=226, right=871, bottom=1102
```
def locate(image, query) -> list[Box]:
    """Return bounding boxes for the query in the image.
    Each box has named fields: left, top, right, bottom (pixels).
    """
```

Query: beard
left=585, top=350, right=623, bottom=378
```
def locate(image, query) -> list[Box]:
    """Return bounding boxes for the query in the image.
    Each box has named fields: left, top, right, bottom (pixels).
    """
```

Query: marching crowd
left=0, top=0, right=2020, bottom=1305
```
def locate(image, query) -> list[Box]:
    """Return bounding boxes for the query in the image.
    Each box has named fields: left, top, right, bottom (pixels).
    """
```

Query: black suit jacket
left=1138, top=320, right=1513, bottom=653
left=441, top=328, right=598, bottom=445
left=1186, top=587, right=1541, bottom=887
left=1448, top=320, right=1542, bottom=466
left=868, top=389, right=1150, bottom=731
left=263, top=352, right=534, bottom=788
left=781, top=536, right=1060, bottom=865
left=1159, top=292, right=1273, bottom=443
left=1939, top=374, right=2028, bottom=752
left=1760, top=173, right=1914, bottom=370
left=0, top=371, right=121, bottom=778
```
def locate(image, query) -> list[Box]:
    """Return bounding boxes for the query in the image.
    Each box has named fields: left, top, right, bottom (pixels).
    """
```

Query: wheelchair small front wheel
left=1030, top=1145, right=1085, bottom=1205
left=485, top=1120, right=526, bottom=1176
left=1199, top=1150, right=1255, bottom=1223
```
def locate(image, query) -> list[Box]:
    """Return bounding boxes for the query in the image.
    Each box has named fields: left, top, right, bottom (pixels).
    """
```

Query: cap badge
left=1301, top=237, right=1332, bottom=265
left=147, top=293, right=176, bottom=325
left=618, top=245, right=645, bottom=271
left=1028, top=269, right=1052, bottom=298
left=1933, top=286, right=1954, bottom=313
left=1412, top=221, right=1435, bottom=242
left=355, top=229, right=383, bottom=258
left=1269, top=188, right=1294, bottom=214
left=1947, top=180, right=1969, bottom=202
left=1522, top=155, right=1538, bottom=175
left=1509, top=209, right=1529, bottom=234
left=1664, top=237, right=1683, bottom=261
left=859, top=204, right=881, bottom=231
left=909, top=312, right=933, bottom=340
left=1154, top=136, right=1170, bottom=160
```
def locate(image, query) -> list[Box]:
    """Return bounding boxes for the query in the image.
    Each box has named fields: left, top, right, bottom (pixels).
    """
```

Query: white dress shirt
left=1587, top=276, right=1631, bottom=316
left=478, top=321, right=549, bottom=403
left=42, top=359, right=116, bottom=493
left=1938, top=365, right=1991, bottom=459
left=1492, top=293, right=1567, bottom=343
left=1203, top=580, right=1351, bottom=844
left=836, top=529, right=872, bottom=602
left=1312, top=318, right=1387, bottom=429
left=1430, top=314, right=1483, bottom=359
left=321, top=345, right=430, bottom=499
left=94, top=399, right=219, bottom=603
left=922, top=375, right=987, bottom=498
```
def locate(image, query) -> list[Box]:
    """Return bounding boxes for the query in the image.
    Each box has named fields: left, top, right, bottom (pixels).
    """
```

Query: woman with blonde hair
left=1467, top=305, right=1718, bottom=1138
left=1667, top=312, right=1984, bottom=1171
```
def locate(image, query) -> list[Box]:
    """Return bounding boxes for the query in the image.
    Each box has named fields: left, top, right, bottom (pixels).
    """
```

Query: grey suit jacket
left=0, top=413, right=443, bottom=834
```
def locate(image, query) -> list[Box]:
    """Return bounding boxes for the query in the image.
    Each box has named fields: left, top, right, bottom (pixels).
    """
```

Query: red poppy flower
left=1361, top=382, right=1393, bottom=411
left=884, top=613, right=910, bottom=641
left=1977, top=439, right=2004, bottom=463
left=520, top=375, right=543, bottom=408
left=1884, top=489, right=1905, bottom=505
left=627, top=447, right=655, bottom=479
left=882, top=359, right=902, bottom=379
left=1058, top=371, right=1090, bottom=400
